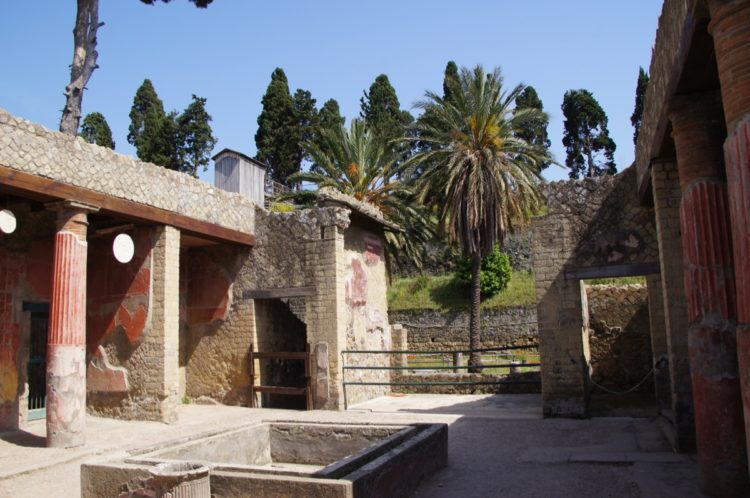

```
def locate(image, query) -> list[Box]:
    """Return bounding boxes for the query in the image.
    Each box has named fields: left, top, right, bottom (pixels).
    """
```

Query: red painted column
left=708, top=0, right=750, bottom=479
left=670, top=93, right=749, bottom=497
left=46, top=201, right=98, bottom=448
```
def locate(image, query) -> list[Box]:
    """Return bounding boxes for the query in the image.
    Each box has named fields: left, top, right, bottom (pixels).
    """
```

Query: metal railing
left=341, top=344, right=541, bottom=409
left=249, top=342, right=313, bottom=410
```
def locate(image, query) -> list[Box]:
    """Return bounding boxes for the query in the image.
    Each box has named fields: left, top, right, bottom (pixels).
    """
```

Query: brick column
left=46, top=201, right=98, bottom=448
left=708, top=0, right=750, bottom=478
left=670, top=92, right=749, bottom=496
left=650, top=158, right=694, bottom=450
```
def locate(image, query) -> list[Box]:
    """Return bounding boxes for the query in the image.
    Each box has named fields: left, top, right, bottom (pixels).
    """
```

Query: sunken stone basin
left=81, top=422, right=448, bottom=498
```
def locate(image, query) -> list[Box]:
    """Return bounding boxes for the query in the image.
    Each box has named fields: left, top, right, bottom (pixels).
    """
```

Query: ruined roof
left=315, top=187, right=402, bottom=232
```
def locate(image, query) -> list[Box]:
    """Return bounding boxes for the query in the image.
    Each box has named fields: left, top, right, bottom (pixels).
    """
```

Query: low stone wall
left=586, top=284, right=653, bottom=392
left=389, top=307, right=538, bottom=351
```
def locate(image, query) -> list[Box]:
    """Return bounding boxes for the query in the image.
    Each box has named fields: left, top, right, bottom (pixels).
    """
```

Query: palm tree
left=406, top=65, right=549, bottom=371
left=284, top=119, right=434, bottom=272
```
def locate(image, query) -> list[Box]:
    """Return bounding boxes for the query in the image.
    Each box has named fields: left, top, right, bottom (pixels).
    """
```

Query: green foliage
left=292, top=89, right=319, bottom=167
left=80, top=112, right=115, bottom=149
left=631, top=67, right=649, bottom=145
left=561, top=89, right=617, bottom=179
left=268, top=202, right=296, bottom=213
left=514, top=86, right=551, bottom=170
left=255, top=68, right=299, bottom=185
left=408, top=65, right=547, bottom=259
left=360, top=74, right=414, bottom=157
left=177, top=94, right=217, bottom=177
left=442, top=61, right=459, bottom=104
left=283, top=119, right=435, bottom=272
left=387, top=271, right=536, bottom=311
left=128, top=79, right=165, bottom=159
left=128, top=80, right=216, bottom=176
left=456, top=247, right=512, bottom=296
left=146, top=110, right=182, bottom=171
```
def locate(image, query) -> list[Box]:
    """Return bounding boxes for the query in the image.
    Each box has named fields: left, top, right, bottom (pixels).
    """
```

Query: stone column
left=147, top=225, right=181, bottom=423
left=645, top=274, right=672, bottom=415
left=670, top=92, right=748, bottom=496
left=708, top=0, right=750, bottom=478
left=46, top=200, right=98, bottom=448
left=650, top=158, right=694, bottom=450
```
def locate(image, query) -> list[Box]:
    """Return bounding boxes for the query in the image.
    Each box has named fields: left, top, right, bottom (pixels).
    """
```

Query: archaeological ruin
left=3, top=0, right=750, bottom=496
left=532, top=0, right=750, bottom=495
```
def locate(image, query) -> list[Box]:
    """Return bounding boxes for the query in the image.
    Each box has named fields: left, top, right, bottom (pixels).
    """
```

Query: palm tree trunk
left=468, top=253, right=483, bottom=373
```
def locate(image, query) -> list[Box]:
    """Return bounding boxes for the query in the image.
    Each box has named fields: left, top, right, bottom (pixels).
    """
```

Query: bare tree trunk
left=59, top=0, right=102, bottom=135
left=468, top=253, right=483, bottom=373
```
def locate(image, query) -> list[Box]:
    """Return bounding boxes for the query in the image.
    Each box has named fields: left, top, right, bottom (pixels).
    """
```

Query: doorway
left=24, top=302, right=49, bottom=421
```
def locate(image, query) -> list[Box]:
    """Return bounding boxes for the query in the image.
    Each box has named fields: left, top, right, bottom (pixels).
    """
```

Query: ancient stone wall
left=586, top=284, right=654, bottom=391
left=533, top=166, right=658, bottom=417
left=0, top=108, right=255, bottom=235
left=389, top=308, right=538, bottom=351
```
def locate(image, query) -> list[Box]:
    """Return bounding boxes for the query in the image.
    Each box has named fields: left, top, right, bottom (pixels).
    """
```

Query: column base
left=46, top=344, right=86, bottom=448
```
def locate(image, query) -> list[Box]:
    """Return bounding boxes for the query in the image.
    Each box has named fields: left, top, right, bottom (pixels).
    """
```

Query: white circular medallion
left=0, top=209, right=17, bottom=234
left=113, top=233, right=135, bottom=263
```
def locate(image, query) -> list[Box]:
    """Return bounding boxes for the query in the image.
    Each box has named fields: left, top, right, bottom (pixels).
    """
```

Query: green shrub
left=456, top=246, right=512, bottom=297
left=269, top=202, right=296, bottom=213
left=409, top=274, right=431, bottom=293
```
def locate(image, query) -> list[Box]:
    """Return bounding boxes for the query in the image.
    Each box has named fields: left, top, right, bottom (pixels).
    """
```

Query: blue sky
left=1, top=1, right=662, bottom=183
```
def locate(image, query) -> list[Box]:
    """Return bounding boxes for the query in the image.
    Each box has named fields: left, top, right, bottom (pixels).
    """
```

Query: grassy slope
left=387, top=271, right=537, bottom=311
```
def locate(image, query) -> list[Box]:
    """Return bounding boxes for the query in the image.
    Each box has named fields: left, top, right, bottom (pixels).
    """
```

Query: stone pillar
left=709, top=0, right=750, bottom=478
left=147, top=225, right=181, bottom=423
left=46, top=201, right=98, bottom=448
left=650, top=158, right=694, bottom=450
left=645, top=274, right=672, bottom=415
left=533, top=216, right=589, bottom=417
left=670, top=92, right=749, bottom=496
left=306, top=223, right=347, bottom=410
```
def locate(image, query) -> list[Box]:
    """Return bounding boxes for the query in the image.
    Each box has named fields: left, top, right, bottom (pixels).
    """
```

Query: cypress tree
left=128, top=79, right=166, bottom=160
left=292, top=89, right=319, bottom=167
left=360, top=74, right=413, bottom=155
left=442, top=61, right=459, bottom=104
left=255, top=68, right=299, bottom=185
left=177, top=94, right=217, bottom=177
left=561, top=89, right=617, bottom=179
left=631, top=67, right=650, bottom=145
left=80, top=112, right=115, bottom=149
left=515, top=86, right=551, bottom=170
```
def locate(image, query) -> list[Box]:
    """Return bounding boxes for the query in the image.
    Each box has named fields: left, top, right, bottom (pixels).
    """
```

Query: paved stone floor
left=0, top=394, right=705, bottom=497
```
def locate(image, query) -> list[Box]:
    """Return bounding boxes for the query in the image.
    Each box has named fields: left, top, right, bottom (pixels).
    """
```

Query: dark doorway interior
left=254, top=298, right=307, bottom=409
left=24, top=302, right=49, bottom=421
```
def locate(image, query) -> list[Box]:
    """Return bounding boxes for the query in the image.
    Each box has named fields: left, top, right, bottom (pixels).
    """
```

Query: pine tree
left=360, top=74, right=413, bottom=155
left=515, top=86, right=551, bottom=171
left=631, top=67, right=649, bottom=145
left=80, top=112, right=115, bottom=149
left=144, top=111, right=182, bottom=171
left=255, top=68, right=299, bottom=185
left=128, top=79, right=166, bottom=160
left=177, top=94, right=217, bottom=177
left=561, top=89, right=617, bottom=179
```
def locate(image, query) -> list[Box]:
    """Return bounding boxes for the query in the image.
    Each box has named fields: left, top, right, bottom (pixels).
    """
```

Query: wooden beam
left=0, top=165, right=255, bottom=246
left=243, top=287, right=316, bottom=299
left=564, top=262, right=660, bottom=280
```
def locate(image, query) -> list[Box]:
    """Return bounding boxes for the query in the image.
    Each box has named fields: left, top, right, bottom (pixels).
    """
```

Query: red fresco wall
left=86, top=228, right=152, bottom=353
left=0, top=239, right=53, bottom=428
